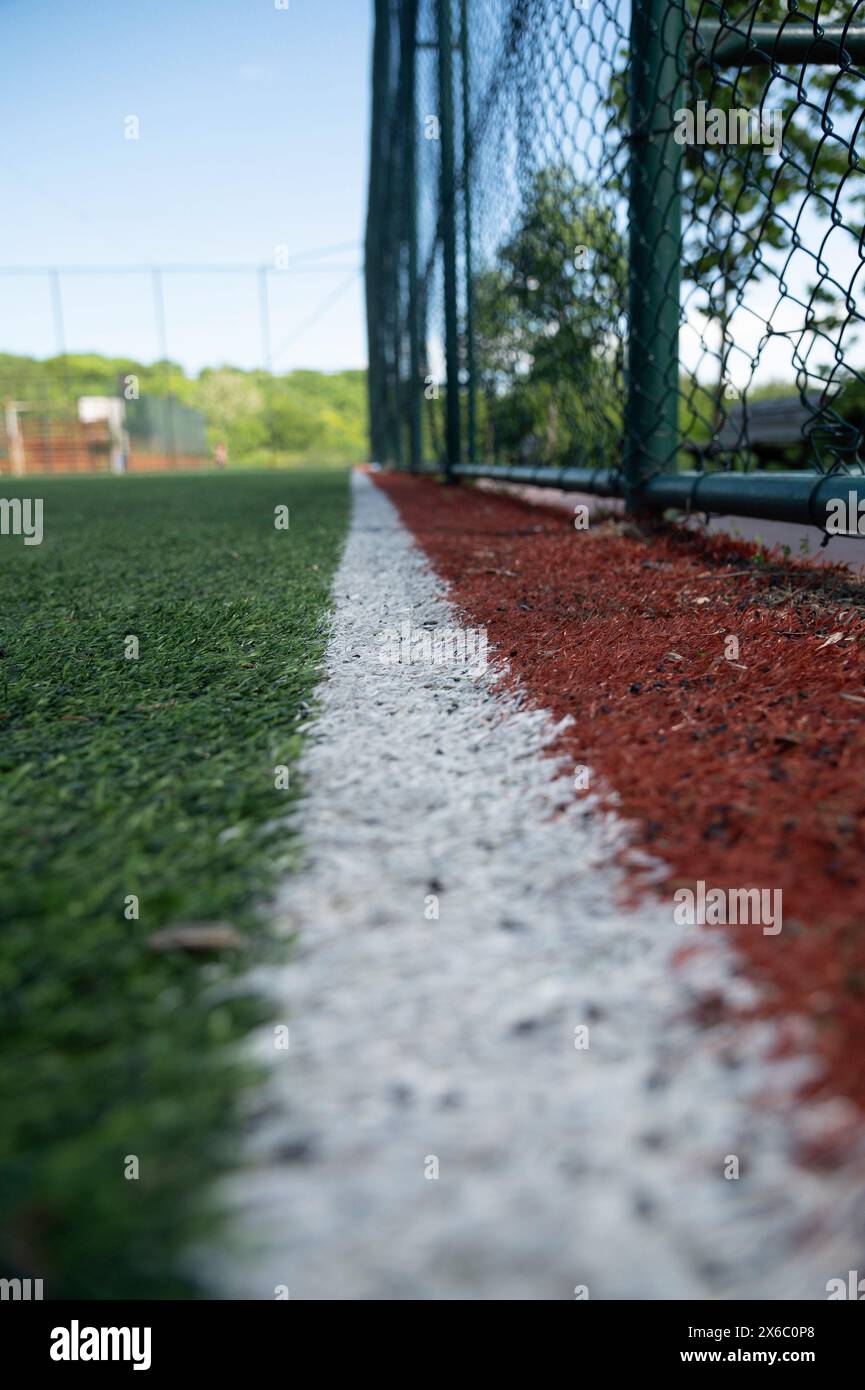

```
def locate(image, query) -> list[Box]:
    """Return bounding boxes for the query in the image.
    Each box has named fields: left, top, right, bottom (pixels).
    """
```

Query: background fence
left=366, top=0, right=865, bottom=528
left=0, top=257, right=365, bottom=476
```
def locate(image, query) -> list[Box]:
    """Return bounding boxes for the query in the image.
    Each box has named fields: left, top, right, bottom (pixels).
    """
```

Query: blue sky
left=0, top=0, right=371, bottom=375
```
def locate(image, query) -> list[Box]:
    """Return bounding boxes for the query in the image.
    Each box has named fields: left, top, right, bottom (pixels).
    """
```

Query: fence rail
left=366, top=0, right=865, bottom=530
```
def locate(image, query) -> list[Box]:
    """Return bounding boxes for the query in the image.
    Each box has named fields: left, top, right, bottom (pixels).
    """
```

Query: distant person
left=214, top=441, right=228, bottom=469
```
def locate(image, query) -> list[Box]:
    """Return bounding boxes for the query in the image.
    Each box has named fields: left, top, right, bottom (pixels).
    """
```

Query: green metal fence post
left=365, top=0, right=390, bottom=463
left=437, top=0, right=462, bottom=476
left=403, top=0, right=422, bottom=473
left=383, top=3, right=401, bottom=469
left=460, top=0, right=477, bottom=464
left=624, top=0, right=685, bottom=503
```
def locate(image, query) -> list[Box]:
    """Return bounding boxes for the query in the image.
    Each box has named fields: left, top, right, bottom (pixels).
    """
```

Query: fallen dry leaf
left=147, top=922, right=245, bottom=953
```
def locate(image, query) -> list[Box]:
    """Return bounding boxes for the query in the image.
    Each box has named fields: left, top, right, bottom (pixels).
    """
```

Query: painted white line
left=210, top=470, right=864, bottom=1301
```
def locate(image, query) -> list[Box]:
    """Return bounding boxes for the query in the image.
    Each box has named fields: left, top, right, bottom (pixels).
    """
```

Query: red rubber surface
left=374, top=470, right=865, bottom=1129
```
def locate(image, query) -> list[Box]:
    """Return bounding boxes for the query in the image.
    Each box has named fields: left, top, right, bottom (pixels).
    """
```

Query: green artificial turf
left=0, top=468, right=350, bottom=1297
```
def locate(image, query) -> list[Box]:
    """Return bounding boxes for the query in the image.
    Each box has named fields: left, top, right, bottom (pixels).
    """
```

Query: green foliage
left=195, top=369, right=267, bottom=451
left=0, top=469, right=350, bottom=1296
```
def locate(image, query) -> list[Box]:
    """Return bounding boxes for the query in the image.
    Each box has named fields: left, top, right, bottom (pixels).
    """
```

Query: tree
left=473, top=165, right=627, bottom=466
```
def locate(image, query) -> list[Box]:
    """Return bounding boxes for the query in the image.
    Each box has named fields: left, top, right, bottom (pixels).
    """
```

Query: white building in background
left=78, top=396, right=129, bottom=473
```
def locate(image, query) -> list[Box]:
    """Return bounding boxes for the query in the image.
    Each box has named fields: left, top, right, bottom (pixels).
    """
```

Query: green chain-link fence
left=367, top=0, right=865, bottom=529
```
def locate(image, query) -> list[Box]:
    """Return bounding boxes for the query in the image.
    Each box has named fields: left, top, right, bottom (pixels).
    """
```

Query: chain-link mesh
left=367, top=0, right=865, bottom=488
left=464, top=0, right=630, bottom=472
left=682, top=4, right=865, bottom=475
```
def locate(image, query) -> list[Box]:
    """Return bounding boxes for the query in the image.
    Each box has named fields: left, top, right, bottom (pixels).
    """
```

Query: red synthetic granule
left=373, top=471, right=865, bottom=1121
